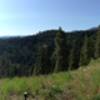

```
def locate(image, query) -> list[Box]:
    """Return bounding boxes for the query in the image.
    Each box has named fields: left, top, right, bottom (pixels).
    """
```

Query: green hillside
left=0, top=27, right=97, bottom=77
left=0, top=59, right=100, bottom=100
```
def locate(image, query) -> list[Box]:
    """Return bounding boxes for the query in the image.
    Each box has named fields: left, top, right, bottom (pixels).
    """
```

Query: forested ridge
left=0, top=26, right=99, bottom=77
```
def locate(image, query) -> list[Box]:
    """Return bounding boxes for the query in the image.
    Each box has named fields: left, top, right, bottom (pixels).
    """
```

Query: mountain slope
left=0, top=59, right=100, bottom=100
left=0, top=27, right=98, bottom=77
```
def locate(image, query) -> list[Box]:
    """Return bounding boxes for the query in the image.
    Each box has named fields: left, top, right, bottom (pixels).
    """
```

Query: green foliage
left=95, top=27, right=100, bottom=59
left=0, top=59, right=99, bottom=99
left=54, top=27, right=68, bottom=72
left=35, top=44, right=51, bottom=75
left=68, top=40, right=76, bottom=70
left=80, top=34, right=90, bottom=66
left=93, top=95, right=100, bottom=100
left=0, top=26, right=98, bottom=77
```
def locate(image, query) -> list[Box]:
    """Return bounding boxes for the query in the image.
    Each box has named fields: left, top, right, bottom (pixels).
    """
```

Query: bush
left=93, top=94, right=100, bottom=100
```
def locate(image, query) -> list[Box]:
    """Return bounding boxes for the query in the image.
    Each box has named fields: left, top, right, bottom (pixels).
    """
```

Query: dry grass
left=0, top=59, right=100, bottom=100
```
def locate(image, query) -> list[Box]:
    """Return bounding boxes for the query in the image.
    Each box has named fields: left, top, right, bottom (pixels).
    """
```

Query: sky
left=0, top=0, right=100, bottom=36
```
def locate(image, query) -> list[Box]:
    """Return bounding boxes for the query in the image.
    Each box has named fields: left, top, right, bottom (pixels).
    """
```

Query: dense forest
left=0, top=26, right=99, bottom=77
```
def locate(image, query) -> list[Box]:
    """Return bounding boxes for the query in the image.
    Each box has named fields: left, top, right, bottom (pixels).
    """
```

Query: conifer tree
left=54, top=27, right=68, bottom=72
left=95, top=27, right=100, bottom=59
left=69, top=40, right=75, bottom=70
left=69, top=47, right=74, bottom=70
left=87, top=36, right=95, bottom=59
left=34, top=44, right=51, bottom=75
left=80, top=34, right=89, bottom=66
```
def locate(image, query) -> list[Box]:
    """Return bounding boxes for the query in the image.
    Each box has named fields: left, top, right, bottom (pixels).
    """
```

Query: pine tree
left=80, top=34, right=90, bottom=66
left=88, top=36, right=95, bottom=59
left=34, top=44, right=51, bottom=75
left=95, top=27, right=100, bottom=59
left=41, top=45, right=51, bottom=74
left=54, top=27, right=68, bottom=72
left=69, top=48, right=74, bottom=70
left=69, top=40, right=76, bottom=70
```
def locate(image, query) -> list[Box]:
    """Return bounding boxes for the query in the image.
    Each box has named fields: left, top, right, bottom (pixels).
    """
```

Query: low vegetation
left=0, top=59, right=100, bottom=100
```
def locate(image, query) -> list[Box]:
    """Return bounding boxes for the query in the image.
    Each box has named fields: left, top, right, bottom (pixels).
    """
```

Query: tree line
left=34, top=26, right=100, bottom=75
left=0, top=26, right=99, bottom=77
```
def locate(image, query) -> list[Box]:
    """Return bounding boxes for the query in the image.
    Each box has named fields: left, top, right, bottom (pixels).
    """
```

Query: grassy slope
left=0, top=59, right=100, bottom=100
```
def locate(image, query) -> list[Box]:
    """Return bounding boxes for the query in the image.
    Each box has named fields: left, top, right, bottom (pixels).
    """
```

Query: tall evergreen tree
left=88, top=36, right=95, bottom=59
left=54, top=27, right=68, bottom=72
left=69, top=38, right=81, bottom=69
left=69, top=40, right=76, bottom=70
left=80, top=34, right=90, bottom=66
left=69, top=47, right=74, bottom=70
left=95, top=27, right=100, bottom=59
left=34, top=44, right=51, bottom=75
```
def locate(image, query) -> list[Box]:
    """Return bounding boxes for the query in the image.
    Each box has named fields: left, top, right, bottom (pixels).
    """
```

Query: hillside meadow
left=0, top=59, right=100, bottom=100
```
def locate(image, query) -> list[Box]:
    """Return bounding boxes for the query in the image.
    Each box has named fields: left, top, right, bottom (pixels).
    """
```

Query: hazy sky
left=0, top=0, right=100, bottom=36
